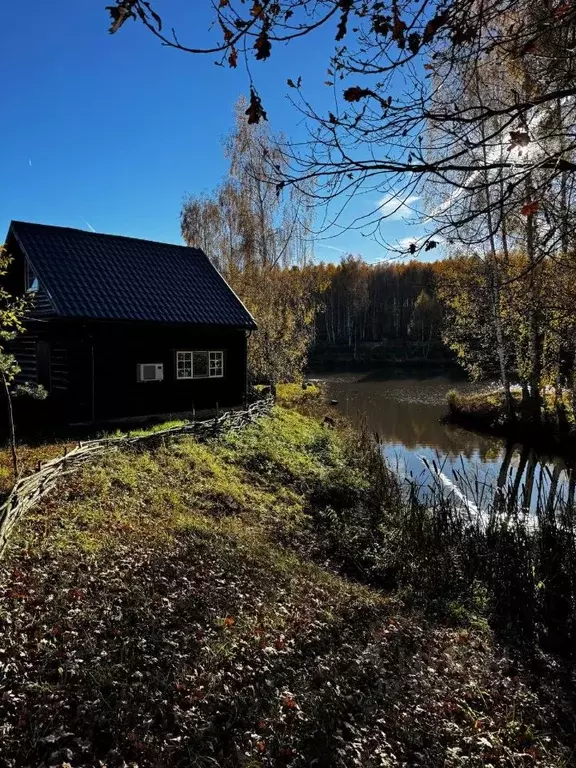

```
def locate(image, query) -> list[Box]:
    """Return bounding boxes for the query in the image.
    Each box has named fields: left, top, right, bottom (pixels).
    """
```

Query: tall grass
left=325, top=424, right=576, bottom=657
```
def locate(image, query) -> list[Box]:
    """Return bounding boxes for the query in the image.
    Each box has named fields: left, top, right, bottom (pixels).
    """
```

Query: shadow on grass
left=0, top=524, right=571, bottom=767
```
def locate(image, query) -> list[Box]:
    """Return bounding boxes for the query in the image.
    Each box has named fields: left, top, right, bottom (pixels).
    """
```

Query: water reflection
left=318, top=372, right=574, bottom=514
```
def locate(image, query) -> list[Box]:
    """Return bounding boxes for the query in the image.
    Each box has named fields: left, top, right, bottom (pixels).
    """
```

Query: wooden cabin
left=3, top=221, right=257, bottom=424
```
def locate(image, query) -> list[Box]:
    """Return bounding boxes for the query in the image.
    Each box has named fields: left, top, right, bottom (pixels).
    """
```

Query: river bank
left=314, top=371, right=576, bottom=516
left=0, top=384, right=574, bottom=766
left=309, top=340, right=456, bottom=371
left=445, top=388, right=576, bottom=454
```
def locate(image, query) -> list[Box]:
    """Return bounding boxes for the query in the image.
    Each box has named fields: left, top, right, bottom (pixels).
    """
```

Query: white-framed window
left=176, top=350, right=224, bottom=379
left=176, top=351, right=193, bottom=379
left=209, top=351, right=224, bottom=378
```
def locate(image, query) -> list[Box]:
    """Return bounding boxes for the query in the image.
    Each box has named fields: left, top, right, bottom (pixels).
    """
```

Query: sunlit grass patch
left=275, top=381, right=321, bottom=405
left=221, top=406, right=366, bottom=494
left=13, top=403, right=372, bottom=563
left=122, top=417, right=189, bottom=437
left=16, top=407, right=344, bottom=556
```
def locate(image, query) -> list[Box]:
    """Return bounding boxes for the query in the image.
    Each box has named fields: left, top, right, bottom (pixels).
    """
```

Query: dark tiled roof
left=8, top=221, right=257, bottom=329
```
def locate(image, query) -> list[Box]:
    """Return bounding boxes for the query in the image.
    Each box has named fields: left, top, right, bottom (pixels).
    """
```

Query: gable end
left=6, top=227, right=58, bottom=318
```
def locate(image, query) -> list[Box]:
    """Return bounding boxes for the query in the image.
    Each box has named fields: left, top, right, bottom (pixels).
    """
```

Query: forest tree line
left=310, top=258, right=444, bottom=360
left=311, top=249, right=576, bottom=426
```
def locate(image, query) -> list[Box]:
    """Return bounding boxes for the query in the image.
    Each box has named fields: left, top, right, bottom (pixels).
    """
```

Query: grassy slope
left=0, top=386, right=571, bottom=767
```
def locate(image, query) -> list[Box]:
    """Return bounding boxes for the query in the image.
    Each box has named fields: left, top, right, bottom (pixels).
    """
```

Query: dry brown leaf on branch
left=245, top=89, right=268, bottom=123
left=521, top=201, right=539, bottom=216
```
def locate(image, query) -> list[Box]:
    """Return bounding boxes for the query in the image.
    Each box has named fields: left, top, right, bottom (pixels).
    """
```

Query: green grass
left=18, top=403, right=367, bottom=557
left=113, top=417, right=189, bottom=437
left=0, top=382, right=317, bottom=495
left=275, top=381, right=321, bottom=405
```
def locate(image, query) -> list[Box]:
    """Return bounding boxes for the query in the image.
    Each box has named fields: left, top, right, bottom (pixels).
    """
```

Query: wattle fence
left=0, top=397, right=274, bottom=559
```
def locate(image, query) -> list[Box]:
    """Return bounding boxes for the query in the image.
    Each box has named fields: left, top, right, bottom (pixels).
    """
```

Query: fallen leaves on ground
left=0, top=528, right=570, bottom=766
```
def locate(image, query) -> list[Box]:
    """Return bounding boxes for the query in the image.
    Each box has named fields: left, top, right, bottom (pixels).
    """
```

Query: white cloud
left=377, top=194, right=420, bottom=219
left=395, top=236, right=425, bottom=253
left=397, top=236, right=420, bottom=250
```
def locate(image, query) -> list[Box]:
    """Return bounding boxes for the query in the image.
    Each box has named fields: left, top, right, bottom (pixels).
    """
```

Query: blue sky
left=0, top=1, right=421, bottom=263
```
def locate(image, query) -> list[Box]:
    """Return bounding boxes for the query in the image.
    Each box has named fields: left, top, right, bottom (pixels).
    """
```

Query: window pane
left=193, top=351, right=208, bottom=378
left=209, top=351, right=223, bottom=377
left=177, top=352, right=192, bottom=378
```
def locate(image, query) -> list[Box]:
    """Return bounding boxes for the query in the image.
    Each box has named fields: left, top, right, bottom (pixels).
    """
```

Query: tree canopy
left=106, top=0, right=576, bottom=255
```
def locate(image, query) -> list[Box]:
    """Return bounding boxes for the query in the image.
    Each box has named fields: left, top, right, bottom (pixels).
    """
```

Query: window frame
left=209, top=351, right=224, bottom=378
left=175, top=350, right=224, bottom=380
left=176, top=351, right=193, bottom=380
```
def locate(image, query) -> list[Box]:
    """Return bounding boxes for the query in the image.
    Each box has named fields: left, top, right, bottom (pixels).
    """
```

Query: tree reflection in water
left=321, top=372, right=574, bottom=514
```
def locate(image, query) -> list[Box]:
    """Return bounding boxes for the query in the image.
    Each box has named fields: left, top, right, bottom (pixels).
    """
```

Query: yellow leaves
left=229, top=265, right=317, bottom=383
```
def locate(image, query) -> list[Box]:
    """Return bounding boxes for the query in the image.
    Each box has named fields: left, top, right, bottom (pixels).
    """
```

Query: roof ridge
left=10, top=221, right=199, bottom=252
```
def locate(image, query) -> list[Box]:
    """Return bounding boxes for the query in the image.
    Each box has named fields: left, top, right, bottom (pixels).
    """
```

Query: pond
left=315, top=371, right=575, bottom=514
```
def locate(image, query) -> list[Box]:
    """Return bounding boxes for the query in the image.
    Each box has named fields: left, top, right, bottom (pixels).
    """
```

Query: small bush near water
left=0, top=388, right=574, bottom=765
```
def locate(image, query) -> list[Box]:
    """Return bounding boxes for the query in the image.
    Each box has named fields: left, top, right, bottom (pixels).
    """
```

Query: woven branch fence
left=0, top=396, right=274, bottom=559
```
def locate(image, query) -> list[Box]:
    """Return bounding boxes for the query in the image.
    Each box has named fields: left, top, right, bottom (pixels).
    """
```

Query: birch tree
left=181, top=98, right=318, bottom=384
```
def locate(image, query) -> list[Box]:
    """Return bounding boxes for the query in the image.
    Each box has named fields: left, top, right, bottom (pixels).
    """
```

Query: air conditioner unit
left=137, top=363, right=164, bottom=382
